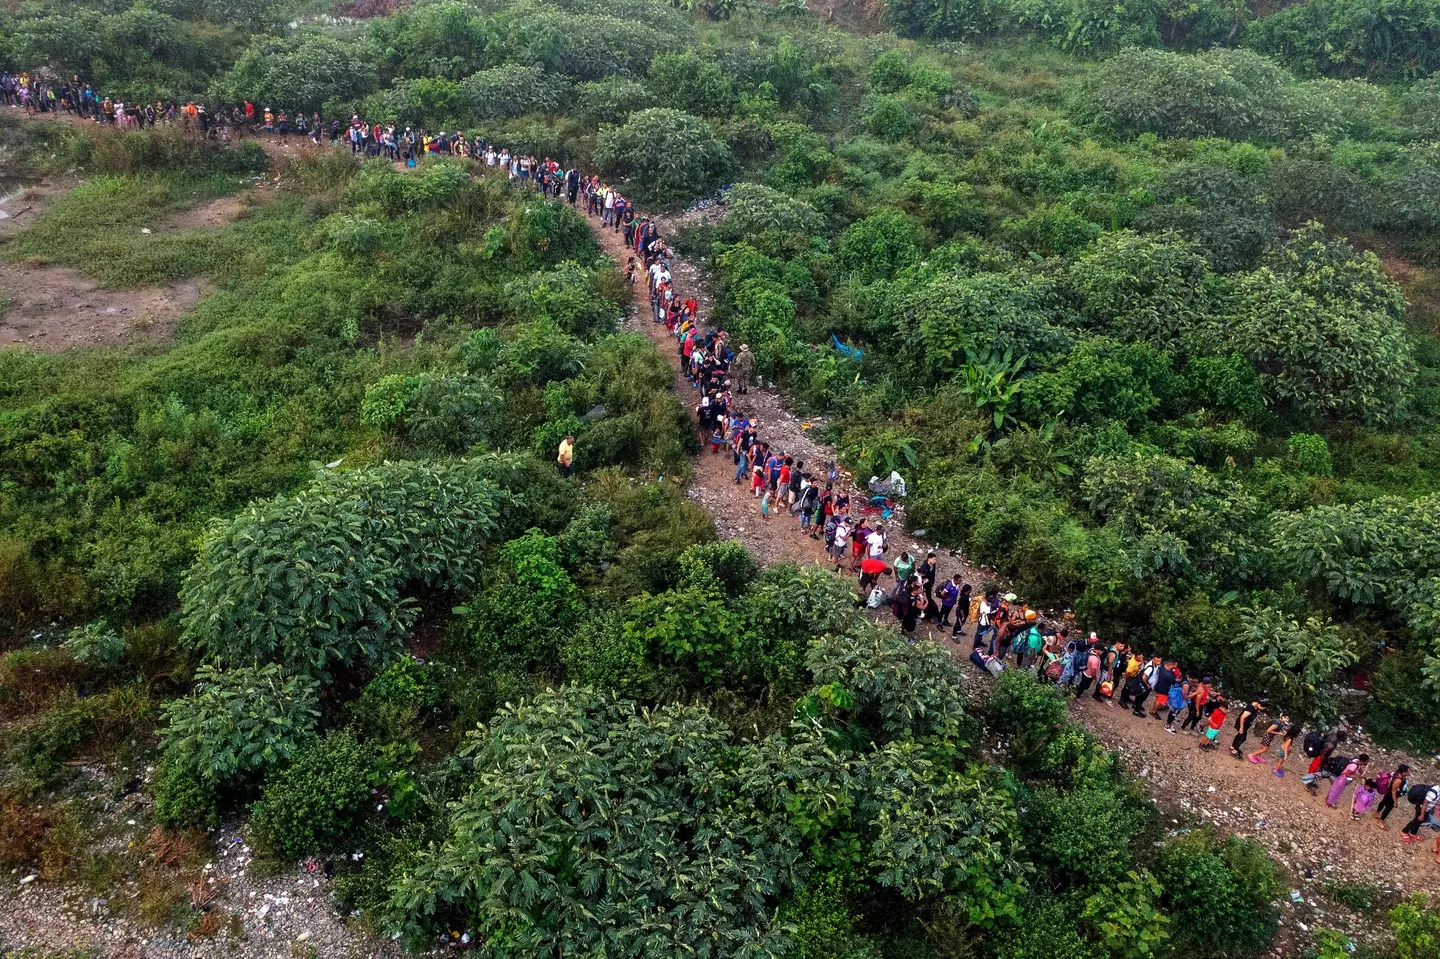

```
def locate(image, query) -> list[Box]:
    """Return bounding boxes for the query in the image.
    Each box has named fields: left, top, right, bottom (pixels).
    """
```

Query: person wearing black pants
left=1374, top=765, right=1409, bottom=829
left=1400, top=784, right=1437, bottom=845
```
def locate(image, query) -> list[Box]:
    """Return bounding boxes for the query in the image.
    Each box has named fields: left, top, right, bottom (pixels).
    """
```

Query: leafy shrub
left=9, top=698, right=94, bottom=784
left=152, top=755, right=220, bottom=830
left=1391, top=893, right=1440, bottom=959
left=1155, top=829, right=1281, bottom=957
left=678, top=541, right=758, bottom=596
left=984, top=669, right=1069, bottom=775
left=864, top=95, right=916, bottom=141
left=594, top=108, right=732, bottom=205
left=460, top=64, right=569, bottom=119
left=648, top=51, right=734, bottom=117
left=1067, top=231, right=1210, bottom=346
left=777, top=872, right=877, bottom=959
left=351, top=658, right=441, bottom=744
left=806, top=622, right=970, bottom=743
left=577, top=77, right=656, bottom=125
left=1137, top=165, right=1274, bottom=271
left=836, top=211, right=923, bottom=281
left=459, top=530, right=585, bottom=673
left=1285, top=433, right=1333, bottom=476
left=722, top=184, right=826, bottom=255
left=63, top=619, right=126, bottom=667
left=385, top=688, right=807, bottom=949
left=214, top=32, right=380, bottom=112
left=1029, top=785, right=1154, bottom=888
left=251, top=732, right=374, bottom=860
left=1001, top=203, right=1102, bottom=258
left=982, top=893, right=1099, bottom=959
left=160, top=664, right=319, bottom=786
left=180, top=460, right=504, bottom=677
left=361, top=373, right=500, bottom=455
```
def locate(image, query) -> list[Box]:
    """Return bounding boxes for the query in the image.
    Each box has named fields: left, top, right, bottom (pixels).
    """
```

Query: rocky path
left=585, top=209, right=1440, bottom=914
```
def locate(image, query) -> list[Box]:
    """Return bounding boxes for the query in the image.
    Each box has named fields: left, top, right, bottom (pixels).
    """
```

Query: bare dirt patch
left=0, top=260, right=202, bottom=352
left=157, top=191, right=251, bottom=232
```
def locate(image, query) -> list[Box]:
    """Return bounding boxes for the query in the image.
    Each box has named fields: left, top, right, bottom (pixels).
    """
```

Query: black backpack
left=1321, top=754, right=1351, bottom=777
left=1408, top=783, right=1433, bottom=805
left=1303, top=730, right=1329, bottom=758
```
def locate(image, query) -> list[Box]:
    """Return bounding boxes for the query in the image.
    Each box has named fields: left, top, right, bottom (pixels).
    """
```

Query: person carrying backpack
left=1325, top=754, right=1369, bottom=808
left=1400, top=782, right=1440, bottom=859
left=1164, top=674, right=1189, bottom=733
left=1374, top=764, right=1410, bottom=829
left=1301, top=730, right=1346, bottom=791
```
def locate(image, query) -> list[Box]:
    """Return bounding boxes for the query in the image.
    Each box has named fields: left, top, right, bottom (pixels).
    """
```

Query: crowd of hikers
left=12, top=66, right=1438, bottom=870
left=625, top=193, right=1440, bottom=870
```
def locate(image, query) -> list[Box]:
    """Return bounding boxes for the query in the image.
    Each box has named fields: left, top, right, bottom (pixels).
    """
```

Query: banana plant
left=960, top=347, right=1029, bottom=451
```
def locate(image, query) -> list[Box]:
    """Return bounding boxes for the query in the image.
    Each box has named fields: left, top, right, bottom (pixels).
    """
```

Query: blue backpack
left=1167, top=683, right=1185, bottom=711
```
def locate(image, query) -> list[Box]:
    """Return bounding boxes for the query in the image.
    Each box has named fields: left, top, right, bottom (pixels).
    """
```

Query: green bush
left=1028, top=784, right=1153, bottom=888
left=836, top=211, right=923, bottom=281
left=460, top=64, right=569, bottom=119
left=594, top=108, right=733, bottom=205
left=1285, top=433, right=1333, bottom=476
left=251, top=731, right=374, bottom=860
left=351, top=658, right=441, bottom=745
left=152, top=755, right=220, bottom=831
left=214, top=32, right=380, bottom=112
left=577, top=77, right=656, bottom=125
left=648, top=51, right=734, bottom=117
left=160, top=664, right=319, bottom=787
left=1155, top=829, right=1280, bottom=957
left=180, top=460, right=504, bottom=677
left=983, top=669, right=1069, bottom=776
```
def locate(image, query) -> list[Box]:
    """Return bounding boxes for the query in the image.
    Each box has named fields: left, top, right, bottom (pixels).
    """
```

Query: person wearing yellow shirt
left=557, top=435, right=575, bottom=478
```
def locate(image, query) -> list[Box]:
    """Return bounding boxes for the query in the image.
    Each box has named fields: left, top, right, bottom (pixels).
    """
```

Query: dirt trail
left=585, top=209, right=1440, bottom=909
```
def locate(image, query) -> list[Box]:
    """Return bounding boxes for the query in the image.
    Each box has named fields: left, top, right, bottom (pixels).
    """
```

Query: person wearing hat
left=732, top=344, right=755, bottom=394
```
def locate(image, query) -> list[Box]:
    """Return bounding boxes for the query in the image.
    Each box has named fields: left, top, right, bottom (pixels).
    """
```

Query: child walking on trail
left=760, top=488, right=772, bottom=520
left=1199, top=699, right=1228, bottom=750
left=1352, top=779, right=1379, bottom=820
left=1246, top=714, right=1290, bottom=765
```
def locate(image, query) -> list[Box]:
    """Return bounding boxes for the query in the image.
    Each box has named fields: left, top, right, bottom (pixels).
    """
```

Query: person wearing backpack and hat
left=1374, top=764, right=1410, bottom=829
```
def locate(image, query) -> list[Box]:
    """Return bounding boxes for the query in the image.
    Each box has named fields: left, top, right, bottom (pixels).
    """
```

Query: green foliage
left=1286, top=433, right=1333, bottom=477
left=1155, top=829, right=1281, bottom=957
left=723, top=183, right=827, bottom=254
left=351, top=658, right=441, bottom=744
left=984, top=669, right=1069, bottom=775
left=806, top=622, right=970, bottom=744
left=385, top=687, right=810, bottom=950
left=152, top=754, right=220, bottom=830
left=179, top=460, right=503, bottom=677
left=1082, top=871, right=1172, bottom=959
left=837, top=211, right=924, bottom=281
left=594, top=108, right=733, bottom=205
left=459, top=530, right=585, bottom=673
left=460, top=64, right=569, bottom=119
left=160, top=663, right=319, bottom=786
left=1391, top=893, right=1440, bottom=959
left=576, top=77, right=656, bottom=125
left=62, top=620, right=126, bottom=668
left=1246, top=0, right=1440, bottom=81
left=678, top=540, right=759, bottom=596
left=251, top=731, right=374, bottom=860
left=1029, top=785, right=1154, bottom=888
left=215, top=32, right=379, bottom=112
left=648, top=51, right=734, bottom=117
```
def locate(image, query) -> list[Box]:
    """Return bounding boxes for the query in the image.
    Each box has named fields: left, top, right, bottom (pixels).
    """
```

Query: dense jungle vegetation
left=4, top=0, right=1440, bottom=955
